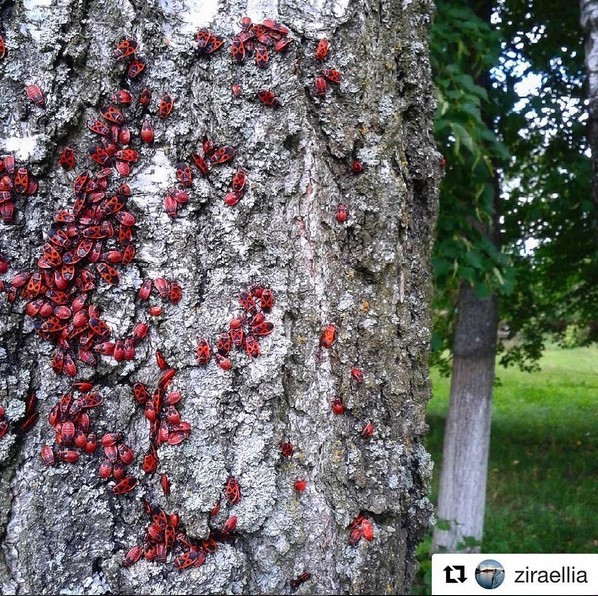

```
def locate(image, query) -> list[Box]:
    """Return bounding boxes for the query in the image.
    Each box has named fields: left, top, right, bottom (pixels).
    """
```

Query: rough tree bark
left=0, top=0, right=438, bottom=594
left=581, top=0, right=598, bottom=241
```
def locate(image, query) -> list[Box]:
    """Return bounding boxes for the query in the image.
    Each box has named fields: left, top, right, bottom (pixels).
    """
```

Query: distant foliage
left=430, top=0, right=595, bottom=374
left=430, top=0, right=511, bottom=374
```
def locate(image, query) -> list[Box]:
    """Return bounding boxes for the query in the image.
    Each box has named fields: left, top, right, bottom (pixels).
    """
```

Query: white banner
left=432, top=553, right=598, bottom=595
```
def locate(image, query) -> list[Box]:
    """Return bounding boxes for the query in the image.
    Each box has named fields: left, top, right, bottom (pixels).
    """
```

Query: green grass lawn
left=413, top=345, right=598, bottom=593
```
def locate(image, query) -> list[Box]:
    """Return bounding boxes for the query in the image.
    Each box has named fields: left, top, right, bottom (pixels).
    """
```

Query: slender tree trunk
left=432, top=282, right=498, bottom=552
left=581, top=0, right=598, bottom=241
left=0, top=0, right=439, bottom=594
left=432, top=0, right=500, bottom=556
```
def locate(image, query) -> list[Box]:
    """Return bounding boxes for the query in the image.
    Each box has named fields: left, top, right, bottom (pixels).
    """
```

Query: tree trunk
left=432, top=283, right=498, bottom=553
left=431, top=0, right=500, bottom=556
left=581, top=0, right=598, bottom=241
left=0, top=0, right=438, bottom=593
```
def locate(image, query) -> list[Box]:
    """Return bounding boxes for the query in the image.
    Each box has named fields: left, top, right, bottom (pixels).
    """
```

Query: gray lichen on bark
left=0, top=0, right=438, bottom=593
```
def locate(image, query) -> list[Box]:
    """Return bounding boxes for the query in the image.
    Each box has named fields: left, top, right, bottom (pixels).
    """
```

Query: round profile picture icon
left=475, top=559, right=505, bottom=589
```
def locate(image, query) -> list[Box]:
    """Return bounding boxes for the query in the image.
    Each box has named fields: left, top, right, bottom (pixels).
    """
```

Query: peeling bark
left=0, top=0, right=438, bottom=593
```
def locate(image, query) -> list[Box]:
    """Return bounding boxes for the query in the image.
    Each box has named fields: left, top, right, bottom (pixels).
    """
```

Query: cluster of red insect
left=231, top=17, right=291, bottom=68
left=137, top=277, right=182, bottom=317
left=194, top=28, right=224, bottom=58
left=86, top=37, right=173, bottom=176
left=123, top=502, right=186, bottom=569
left=320, top=326, right=375, bottom=441
left=132, top=352, right=190, bottom=480
left=94, top=321, right=148, bottom=363
left=40, top=382, right=102, bottom=466
left=114, top=38, right=146, bottom=80
left=231, top=16, right=291, bottom=108
left=86, top=107, right=138, bottom=176
left=188, top=137, right=236, bottom=182
left=2, top=22, right=379, bottom=584
left=123, top=499, right=237, bottom=571
left=0, top=155, right=38, bottom=224
left=163, top=138, right=237, bottom=218
left=57, top=58, right=162, bottom=172
left=98, top=432, right=138, bottom=494
left=312, top=39, right=342, bottom=99
left=347, top=513, right=374, bottom=546
left=196, top=285, right=274, bottom=370
left=5, top=170, right=142, bottom=377
left=0, top=33, right=5, bottom=60
left=222, top=167, right=246, bottom=206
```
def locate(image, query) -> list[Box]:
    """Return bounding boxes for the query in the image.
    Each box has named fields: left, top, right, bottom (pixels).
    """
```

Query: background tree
left=431, top=0, right=595, bottom=553
left=430, top=0, right=506, bottom=553
left=0, top=0, right=439, bottom=593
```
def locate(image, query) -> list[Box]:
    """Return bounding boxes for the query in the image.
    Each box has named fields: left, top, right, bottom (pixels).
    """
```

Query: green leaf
left=450, top=122, right=475, bottom=155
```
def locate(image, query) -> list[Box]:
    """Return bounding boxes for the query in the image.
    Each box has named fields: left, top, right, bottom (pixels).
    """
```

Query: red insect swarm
left=42, top=384, right=103, bottom=466
left=0, top=154, right=38, bottom=223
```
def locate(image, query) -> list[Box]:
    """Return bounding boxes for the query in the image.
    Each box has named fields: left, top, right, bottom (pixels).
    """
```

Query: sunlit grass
left=413, top=345, right=598, bottom=593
